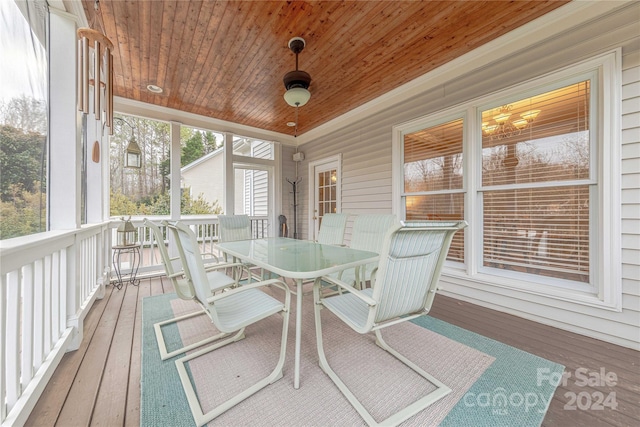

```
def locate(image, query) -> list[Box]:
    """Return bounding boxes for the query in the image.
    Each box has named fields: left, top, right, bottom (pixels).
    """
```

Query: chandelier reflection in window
left=482, top=105, right=541, bottom=140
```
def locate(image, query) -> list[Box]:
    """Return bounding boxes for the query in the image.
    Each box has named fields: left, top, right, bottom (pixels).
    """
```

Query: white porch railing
left=0, top=216, right=268, bottom=426
left=110, top=216, right=270, bottom=278
left=0, top=223, right=110, bottom=426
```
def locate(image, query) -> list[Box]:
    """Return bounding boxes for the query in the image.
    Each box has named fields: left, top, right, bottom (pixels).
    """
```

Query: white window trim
left=393, top=49, right=622, bottom=311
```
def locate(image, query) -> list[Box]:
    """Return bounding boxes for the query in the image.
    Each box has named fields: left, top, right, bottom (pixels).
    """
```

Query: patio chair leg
left=175, top=307, right=290, bottom=427
left=154, top=311, right=245, bottom=360
left=314, top=294, right=451, bottom=427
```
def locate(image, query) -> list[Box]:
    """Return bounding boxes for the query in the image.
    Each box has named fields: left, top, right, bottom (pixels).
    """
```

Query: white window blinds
left=481, top=81, right=591, bottom=283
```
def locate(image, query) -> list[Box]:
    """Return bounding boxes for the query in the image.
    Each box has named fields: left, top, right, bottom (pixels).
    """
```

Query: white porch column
left=170, top=121, right=181, bottom=220
left=223, top=132, right=234, bottom=214
left=48, top=9, right=81, bottom=230
left=48, top=8, right=84, bottom=350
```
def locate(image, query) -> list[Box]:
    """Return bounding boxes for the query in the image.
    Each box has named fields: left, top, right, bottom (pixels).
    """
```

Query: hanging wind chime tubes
left=77, top=27, right=114, bottom=135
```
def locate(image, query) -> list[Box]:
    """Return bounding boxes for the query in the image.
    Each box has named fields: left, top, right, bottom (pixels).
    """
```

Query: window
left=394, top=51, right=621, bottom=307
left=480, top=80, right=591, bottom=284
left=0, top=0, right=48, bottom=239
left=109, top=114, right=170, bottom=216
left=403, top=118, right=465, bottom=262
left=180, top=125, right=224, bottom=215
left=232, top=135, right=274, bottom=220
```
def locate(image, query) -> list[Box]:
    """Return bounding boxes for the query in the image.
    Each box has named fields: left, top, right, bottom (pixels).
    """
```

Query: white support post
left=224, top=132, right=234, bottom=214
left=48, top=10, right=81, bottom=231
left=170, top=121, right=182, bottom=221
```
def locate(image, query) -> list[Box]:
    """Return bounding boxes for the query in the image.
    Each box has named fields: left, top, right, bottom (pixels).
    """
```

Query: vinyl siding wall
left=289, top=2, right=640, bottom=348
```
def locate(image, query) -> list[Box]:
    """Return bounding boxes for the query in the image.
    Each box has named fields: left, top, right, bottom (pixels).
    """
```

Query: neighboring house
left=181, top=139, right=272, bottom=215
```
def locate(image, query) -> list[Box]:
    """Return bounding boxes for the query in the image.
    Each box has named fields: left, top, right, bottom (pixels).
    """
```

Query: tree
left=181, top=132, right=205, bottom=166
left=0, top=96, right=47, bottom=134
left=0, top=125, right=46, bottom=200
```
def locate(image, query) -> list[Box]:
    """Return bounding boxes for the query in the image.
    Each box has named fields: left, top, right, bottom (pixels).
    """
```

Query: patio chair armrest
left=203, top=261, right=244, bottom=271
left=201, top=251, right=222, bottom=263
left=316, top=276, right=377, bottom=306
left=206, top=278, right=291, bottom=304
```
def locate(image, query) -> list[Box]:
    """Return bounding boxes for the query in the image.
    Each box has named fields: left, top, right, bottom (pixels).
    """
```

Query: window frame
left=392, top=49, right=622, bottom=311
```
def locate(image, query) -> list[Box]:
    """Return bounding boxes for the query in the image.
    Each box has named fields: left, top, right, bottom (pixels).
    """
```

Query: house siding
left=181, top=153, right=225, bottom=211
left=292, top=2, right=640, bottom=348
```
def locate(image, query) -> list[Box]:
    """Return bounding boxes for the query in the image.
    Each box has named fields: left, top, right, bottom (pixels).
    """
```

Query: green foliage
left=109, top=188, right=221, bottom=216
left=110, top=191, right=140, bottom=216
left=181, top=134, right=204, bottom=166
left=0, top=183, right=46, bottom=239
left=180, top=128, right=219, bottom=167
left=0, top=125, right=46, bottom=201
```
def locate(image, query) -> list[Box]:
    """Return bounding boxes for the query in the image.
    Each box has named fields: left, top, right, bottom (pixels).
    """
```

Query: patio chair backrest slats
left=350, top=214, right=397, bottom=251
left=371, top=221, right=466, bottom=323
left=170, top=223, right=213, bottom=310
left=218, top=215, right=252, bottom=242
left=316, top=213, right=349, bottom=245
left=144, top=219, right=194, bottom=300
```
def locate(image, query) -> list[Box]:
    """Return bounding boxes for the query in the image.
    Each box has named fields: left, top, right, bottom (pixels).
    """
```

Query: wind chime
left=76, top=0, right=114, bottom=135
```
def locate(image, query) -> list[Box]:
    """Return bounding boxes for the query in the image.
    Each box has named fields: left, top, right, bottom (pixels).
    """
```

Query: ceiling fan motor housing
left=284, top=70, right=311, bottom=90
left=283, top=37, right=311, bottom=90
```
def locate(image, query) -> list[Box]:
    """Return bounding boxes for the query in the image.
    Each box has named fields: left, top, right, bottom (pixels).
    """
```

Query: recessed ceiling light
left=286, top=122, right=296, bottom=127
left=147, top=84, right=163, bottom=93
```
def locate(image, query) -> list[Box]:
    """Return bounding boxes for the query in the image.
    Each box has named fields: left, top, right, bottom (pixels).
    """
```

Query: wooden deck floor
left=26, top=277, right=639, bottom=426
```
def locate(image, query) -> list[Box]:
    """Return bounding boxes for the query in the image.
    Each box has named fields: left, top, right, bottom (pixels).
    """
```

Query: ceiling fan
left=283, top=37, right=311, bottom=136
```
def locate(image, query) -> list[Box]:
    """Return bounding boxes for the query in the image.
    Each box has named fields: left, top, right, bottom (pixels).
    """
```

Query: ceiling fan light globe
left=284, top=87, right=311, bottom=107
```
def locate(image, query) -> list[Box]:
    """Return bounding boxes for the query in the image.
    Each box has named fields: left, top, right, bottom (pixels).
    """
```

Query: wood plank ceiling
left=82, top=0, right=569, bottom=137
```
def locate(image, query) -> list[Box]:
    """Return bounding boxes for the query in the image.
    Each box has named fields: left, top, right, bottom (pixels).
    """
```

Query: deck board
left=55, top=287, right=126, bottom=426
left=90, top=283, right=140, bottom=426
left=27, top=278, right=639, bottom=426
left=124, top=279, right=151, bottom=427
left=25, top=285, right=114, bottom=426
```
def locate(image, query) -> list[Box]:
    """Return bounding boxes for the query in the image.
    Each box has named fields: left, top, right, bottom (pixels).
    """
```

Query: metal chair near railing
left=313, top=220, right=467, bottom=427
left=168, top=221, right=291, bottom=427
left=218, top=214, right=276, bottom=280
left=144, top=219, right=246, bottom=360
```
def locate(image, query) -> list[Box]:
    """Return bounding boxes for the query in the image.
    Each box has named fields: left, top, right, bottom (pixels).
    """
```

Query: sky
left=0, top=0, right=47, bottom=104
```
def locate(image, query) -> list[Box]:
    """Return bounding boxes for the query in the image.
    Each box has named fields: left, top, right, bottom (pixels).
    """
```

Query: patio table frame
left=216, top=237, right=378, bottom=389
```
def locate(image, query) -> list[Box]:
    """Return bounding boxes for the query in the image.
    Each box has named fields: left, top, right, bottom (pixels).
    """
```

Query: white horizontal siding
left=292, top=2, right=640, bottom=348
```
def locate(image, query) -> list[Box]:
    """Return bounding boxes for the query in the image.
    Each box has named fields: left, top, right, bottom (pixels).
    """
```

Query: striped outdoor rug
left=141, top=289, right=563, bottom=426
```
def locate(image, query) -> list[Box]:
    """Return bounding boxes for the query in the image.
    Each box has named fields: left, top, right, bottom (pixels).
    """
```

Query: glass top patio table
left=216, top=237, right=379, bottom=389
left=216, top=237, right=379, bottom=279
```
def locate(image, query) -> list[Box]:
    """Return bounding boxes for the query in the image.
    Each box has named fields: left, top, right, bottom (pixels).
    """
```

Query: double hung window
left=395, top=51, right=620, bottom=306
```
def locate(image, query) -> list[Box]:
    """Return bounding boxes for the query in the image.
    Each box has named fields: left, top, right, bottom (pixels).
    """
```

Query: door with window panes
left=312, top=158, right=340, bottom=241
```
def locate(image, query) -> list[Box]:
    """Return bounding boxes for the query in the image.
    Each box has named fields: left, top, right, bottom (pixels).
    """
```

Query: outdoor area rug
left=141, top=290, right=564, bottom=426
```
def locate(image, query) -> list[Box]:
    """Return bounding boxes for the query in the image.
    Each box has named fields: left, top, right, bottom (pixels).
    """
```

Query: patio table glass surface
left=216, top=237, right=379, bottom=389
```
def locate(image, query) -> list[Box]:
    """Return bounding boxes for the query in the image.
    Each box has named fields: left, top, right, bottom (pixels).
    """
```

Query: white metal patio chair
left=217, top=214, right=274, bottom=280
left=169, top=221, right=291, bottom=427
left=316, top=212, right=349, bottom=245
left=144, top=219, right=248, bottom=360
left=328, top=213, right=397, bottom=289
left=313, top=220, right=467, bottom=427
